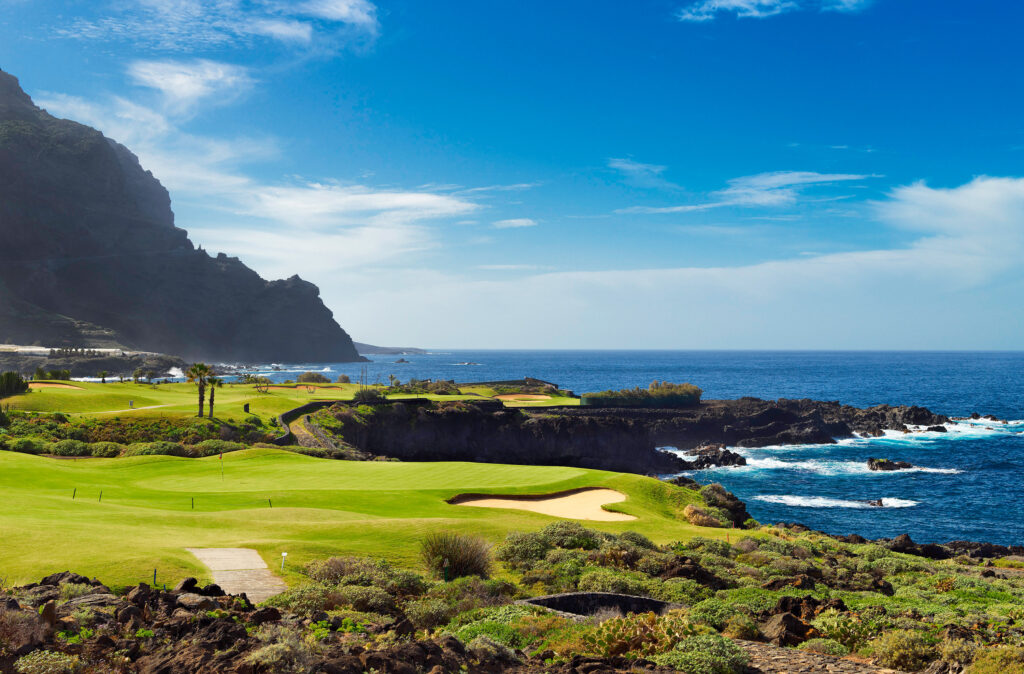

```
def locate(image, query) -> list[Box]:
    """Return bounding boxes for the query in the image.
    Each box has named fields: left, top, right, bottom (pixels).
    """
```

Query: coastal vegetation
left=582, top=381, right=703, bottom=408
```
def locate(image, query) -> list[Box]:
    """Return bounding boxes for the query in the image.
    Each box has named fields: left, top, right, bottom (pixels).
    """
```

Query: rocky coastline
left=306, top=397, right=952, bottom=476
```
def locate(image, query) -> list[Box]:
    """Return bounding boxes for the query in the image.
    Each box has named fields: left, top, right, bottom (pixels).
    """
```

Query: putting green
left=0, top=448, right=715, bottom=589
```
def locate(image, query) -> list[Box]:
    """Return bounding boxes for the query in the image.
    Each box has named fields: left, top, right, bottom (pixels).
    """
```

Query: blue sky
left=2, top=0, right=1023, bottom=349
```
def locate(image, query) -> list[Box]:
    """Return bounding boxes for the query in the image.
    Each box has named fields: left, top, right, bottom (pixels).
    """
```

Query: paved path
left=185, top=547, right=287, bottom=604
left=738, top=641, right=903, bottom=673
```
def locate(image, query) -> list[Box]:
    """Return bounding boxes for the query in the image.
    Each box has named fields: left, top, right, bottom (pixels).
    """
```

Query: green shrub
left=245, top=624, right=317, bottom=672
left=425, top=576, right=519, bottom=615
left=676, top=537, right=734, bottom=559
left=50, top=439, right=90, bottom=456
left=495, top=532, right=551, bottom=569
left=799, top=638, right=849, bottom=657
left=59, top=583, right=95, bottom=601
left=421, top=532, right=492, bottom=579
left=121, top=441, right=187, bottom=457
left=334, top=585, right=395, bottom=613
left=466, top=635, right=518, bottom=662
left=14, top=650, right=80, bottom=673
left=297, top=372, right=331, bottom=384
left=306, top=557, right=428, bottom=597
left=9, top=437, right=46, bottom=454
left=583, top=611, right=701, bottom=658
left=939, top=638, right=977, bottom=666
left=0, top=371, right=29, bottom=398
left=721, top=613, right=759, bottom=640
left=811, top=609, right=876, bottom=651
left=618, top=531, right=657, bottom=550
left=455, top=620, right=526, bottom=649
left=352, top=388, right=386, bottom=405
left=870, top=629, right=935, bottom=671
left=405, top=598, right=456, bottom=629
left=88, top=442, right=123, bottom=457
left=581, top=381, right=702, bottom=408
left=650, top=633, right=748, bottom=674
left=264, top=583, right=337, bottom=615
left=192, top=439, right=245, bottom=456
left=688, top=599, right=739, bottom=630
left=968, top=646, right=1024, bottom=674
left=578, top=568, right=648, bottom=596
left=541, top=521, right=602, bottom=550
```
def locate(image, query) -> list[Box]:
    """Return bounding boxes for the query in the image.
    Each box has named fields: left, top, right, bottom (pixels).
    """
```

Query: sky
left=1, top=0, right=1023, bottom=350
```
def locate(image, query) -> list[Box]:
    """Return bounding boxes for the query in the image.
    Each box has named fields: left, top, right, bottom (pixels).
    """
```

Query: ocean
left=240, top=350, right=1024, bottom=547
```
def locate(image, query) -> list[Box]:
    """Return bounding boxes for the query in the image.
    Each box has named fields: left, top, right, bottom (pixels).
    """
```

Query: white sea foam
left=167, top=367, right=184, bottom=378
left=754, top=495, right=919, bottom=509
left=660, top=447, right=962, bottom=475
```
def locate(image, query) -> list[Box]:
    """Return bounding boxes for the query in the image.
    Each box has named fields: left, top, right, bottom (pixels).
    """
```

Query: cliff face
left=0, top=69, right=365, bottom=362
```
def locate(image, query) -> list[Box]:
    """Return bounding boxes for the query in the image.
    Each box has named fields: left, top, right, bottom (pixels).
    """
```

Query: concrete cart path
left=185, top=547, right=287, bottom=604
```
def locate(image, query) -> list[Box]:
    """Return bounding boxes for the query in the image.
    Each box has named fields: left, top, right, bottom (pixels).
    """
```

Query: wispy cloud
left=56, top=0, right=379, bottom=52
left=608, top=157, right=682, bottom=191
left=677, top=0, right=872, bottom=22
left=493, top=218, right=538, bottom=229
left=618, top=170, right=868, bottom=214
left=127, top=59, right=254, bottom=115
left=338, top=176, right=1024, bottom=349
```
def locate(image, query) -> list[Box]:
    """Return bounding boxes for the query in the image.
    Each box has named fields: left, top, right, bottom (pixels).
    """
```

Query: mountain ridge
left=0, top=68, right=366, bottom=363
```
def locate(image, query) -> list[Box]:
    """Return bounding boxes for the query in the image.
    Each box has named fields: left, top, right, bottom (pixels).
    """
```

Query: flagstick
left=220, top=452, right=224, bottom=481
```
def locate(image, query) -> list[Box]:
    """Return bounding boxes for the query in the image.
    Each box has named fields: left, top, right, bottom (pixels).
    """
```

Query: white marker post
left=281, top=552, right=288, bottom=572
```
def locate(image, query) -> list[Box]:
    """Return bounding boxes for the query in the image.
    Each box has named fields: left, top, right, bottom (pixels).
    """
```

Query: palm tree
left=207, top=376, right=223, bottom=419
left=97, top=370, right=108, bottom=384
left=185, top=363, right=213, bottom=418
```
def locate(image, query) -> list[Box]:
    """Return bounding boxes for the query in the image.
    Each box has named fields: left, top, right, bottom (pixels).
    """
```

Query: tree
left=254, top=376, right=271, bottom=394
left=186, top=363, right=213, bottom=418
left=97, top=370, right=108, bottom=384
left=132, top=368, right=144, bottom=384
left=207, top=376, right=223, bottom=419
left=336, top=374, right=351, bottom=384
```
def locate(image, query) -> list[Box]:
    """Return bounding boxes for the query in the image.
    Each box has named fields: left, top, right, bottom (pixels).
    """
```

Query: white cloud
left=677, top=0, right=871, bottom=22
left=493, top=218, right=538, bottom=229
left=299, top=0, right=378, bottom=29
left=333, top=176, right=1024, bottom=349
left=619, top=170, right=868, bottom=213
left=127, top=59, right=253, bottom=114
left=608, top=157, right=682, bottom=191
left=57, top=0, right=377, bottom=51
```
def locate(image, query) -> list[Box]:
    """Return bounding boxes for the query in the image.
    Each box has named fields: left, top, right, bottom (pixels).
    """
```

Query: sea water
left=239, top=350, right=1024, bottom=546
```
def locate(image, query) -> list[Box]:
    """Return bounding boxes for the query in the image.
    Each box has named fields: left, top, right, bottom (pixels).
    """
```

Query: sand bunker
left=494, top=394, right=551, bottom=401
left=28, top=382, right=83, bottom=390
left=451, top=488, right=635, bottom=521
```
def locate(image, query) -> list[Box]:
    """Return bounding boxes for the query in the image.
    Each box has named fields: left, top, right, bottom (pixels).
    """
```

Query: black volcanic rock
left=868, top=457, right=914, bottom=471
left=0, top=69, right=365, bottom=363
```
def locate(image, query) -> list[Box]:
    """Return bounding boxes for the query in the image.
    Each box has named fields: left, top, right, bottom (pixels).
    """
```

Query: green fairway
left=1, top=380, right=579, bottom=420
left=0, top=448, right=717, bottom=589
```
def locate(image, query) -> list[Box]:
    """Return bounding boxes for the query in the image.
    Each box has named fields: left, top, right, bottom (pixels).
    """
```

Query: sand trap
left=186, top=548, right=287, bottom=604
left=267, top=385, right=340, bottom=392
left=451, top=488, right=635, bottom=521
left=494, top=394, right=551, bottom=401
left=29, top=382, right=83, bottom=390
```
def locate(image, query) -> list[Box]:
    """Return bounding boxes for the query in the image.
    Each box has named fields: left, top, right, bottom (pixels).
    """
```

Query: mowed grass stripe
left=0, top=449, right=719, bottom=588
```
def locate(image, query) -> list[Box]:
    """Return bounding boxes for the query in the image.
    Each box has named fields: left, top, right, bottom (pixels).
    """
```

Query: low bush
left=456, top=620, right=526, bottom=649
left=683, top=504, right=725, bottom=528
left=9, top=437, right=47, bottom=454
left=87, top=442, right=123, bottom=457
left=799, top=638, right=850, bottom=657
left=297, top=372, right=331, bottom=384
left=334, top=585, right=395, bottom=614
left=870, top=629, right=935, bottom=671
left=939, top=638, right=977, bottom=667
left=721, top=613, right=760, bottom=640
left=812, top=609, right=877, bottom=652
left=191, top=439, right=245, bottom=456
left=968, top=645, right=1024, bottom=674
left=541, top=521, right=603, bottom=550
left=49, top=440, right=90, bottom=457
left=582, top=611, right=700, bottom=658
left=121, top=441, right=188, bottom=457
left=689, top=598, right=740, bottom=631
left=1, top=608, right=44, bottom=655
left=405, top=598, right=455, bottom=629
left=421, top=532, right=492, bottom=579
left=650, top=633, right=749, bottom=674
left=245, top=623, right=318, bottom=672
left=264, top=584, right=337, bottom=615
left=13, top=650, right=80, bottom=673
left=58, top=583, right=95, bottom=601
left=495, top=532, right=551, bottom=569
left=425, top=576, right=519, bottom=615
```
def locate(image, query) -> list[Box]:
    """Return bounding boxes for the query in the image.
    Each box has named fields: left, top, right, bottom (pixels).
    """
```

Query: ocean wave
left=754, top=495, right=919, bottom=509
left=736, top=457, right=961, bottom=476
